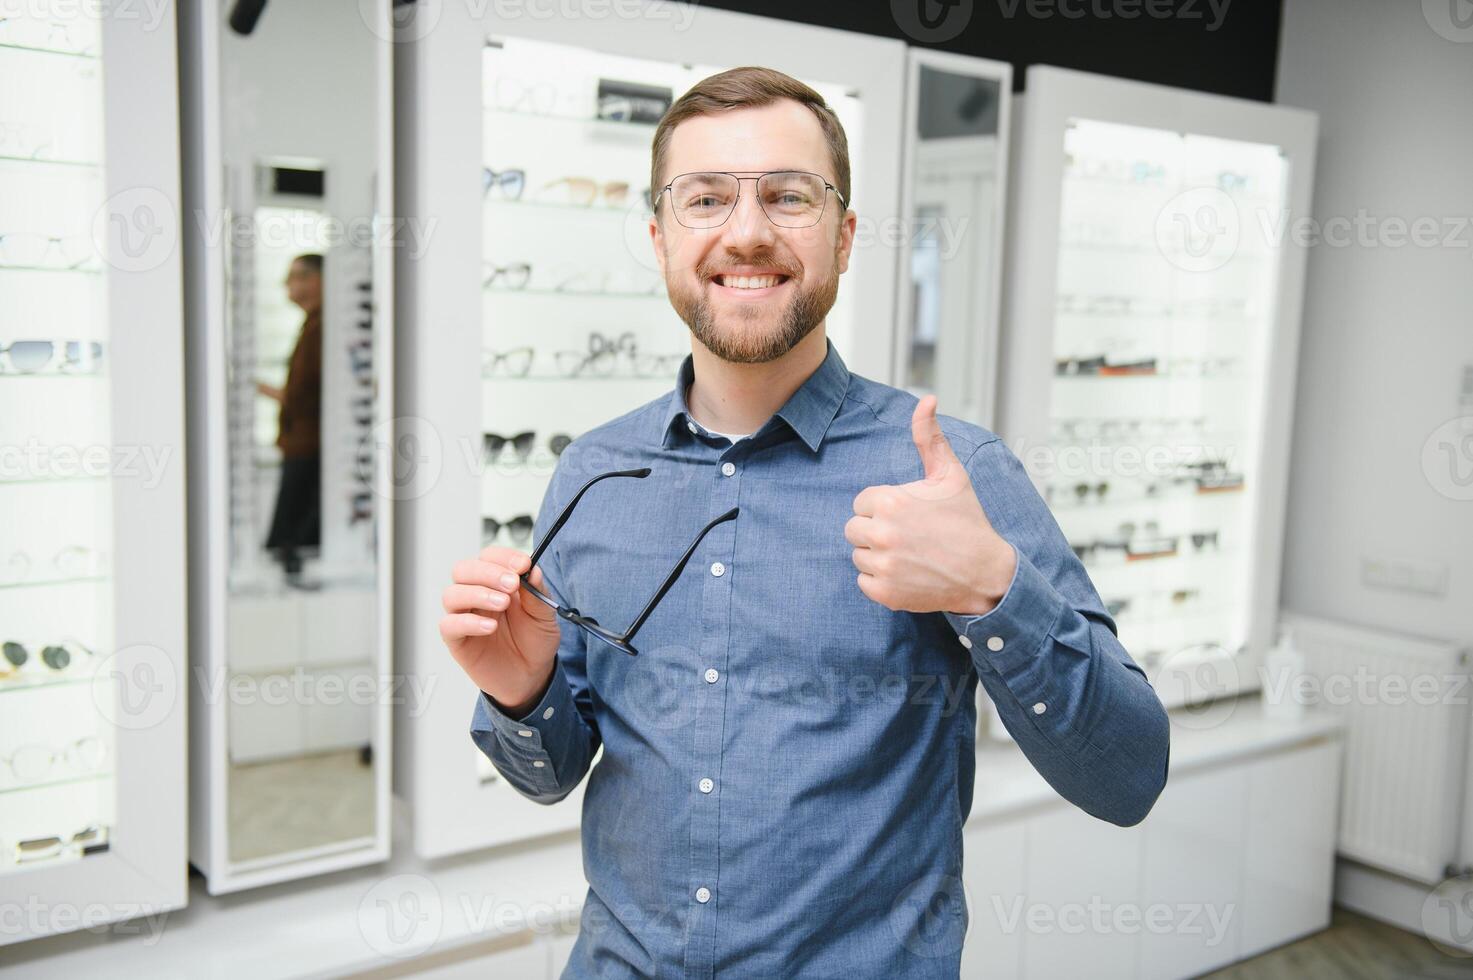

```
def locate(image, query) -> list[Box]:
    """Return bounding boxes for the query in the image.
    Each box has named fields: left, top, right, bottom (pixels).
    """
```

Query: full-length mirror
left=185, top=0, right=391, bottom=892
left=895, top=51, right=1011, bottom=429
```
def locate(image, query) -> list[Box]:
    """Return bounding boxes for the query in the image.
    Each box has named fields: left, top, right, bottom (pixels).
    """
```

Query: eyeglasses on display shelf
left=0, top=2, right=116, bottom=888
left=1045, top=116, right=1286, bottom=686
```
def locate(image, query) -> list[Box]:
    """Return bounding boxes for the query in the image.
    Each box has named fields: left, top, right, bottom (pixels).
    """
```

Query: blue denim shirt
left=471, top=337, right=1170, bottom=978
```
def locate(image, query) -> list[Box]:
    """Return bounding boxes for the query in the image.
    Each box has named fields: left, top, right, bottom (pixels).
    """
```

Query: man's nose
left=723, top=183, right=777, bottom=247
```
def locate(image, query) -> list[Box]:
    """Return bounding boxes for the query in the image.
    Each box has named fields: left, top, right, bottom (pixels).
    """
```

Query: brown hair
left=650, top=66, right=852, bottom=217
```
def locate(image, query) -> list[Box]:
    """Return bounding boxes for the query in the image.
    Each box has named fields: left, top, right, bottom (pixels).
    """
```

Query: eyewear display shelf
left=998, top=67, right=1318, bottom=717
left=396, top=1, right=906, bottom=859
left=0, top=5, right=187, bottom=945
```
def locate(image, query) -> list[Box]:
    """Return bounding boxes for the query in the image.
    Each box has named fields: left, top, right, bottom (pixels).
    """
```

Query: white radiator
left=1284, top=613, right=1469, bottom=884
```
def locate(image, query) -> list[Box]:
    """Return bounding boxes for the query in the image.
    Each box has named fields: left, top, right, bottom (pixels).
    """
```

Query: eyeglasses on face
left=651, top=171, right=847, bottom=229
left=520, top=467, right=738, bottom=656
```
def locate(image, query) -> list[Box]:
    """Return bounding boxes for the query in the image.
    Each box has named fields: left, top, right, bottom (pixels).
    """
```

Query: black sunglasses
left=520, top=467, right=738, bottom=657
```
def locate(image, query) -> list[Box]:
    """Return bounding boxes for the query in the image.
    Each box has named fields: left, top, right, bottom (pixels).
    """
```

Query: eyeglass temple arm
left=621, top=506, right=739, bottom=644
left=524, top=468, right=651, bottom=572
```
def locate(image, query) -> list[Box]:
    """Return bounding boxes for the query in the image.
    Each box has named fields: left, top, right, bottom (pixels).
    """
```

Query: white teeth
left=720, top=274, right=783, bottom=290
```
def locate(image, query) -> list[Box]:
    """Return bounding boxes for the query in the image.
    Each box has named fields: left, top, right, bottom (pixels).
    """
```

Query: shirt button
left=704, top=667, right=719, bottom=683
left=542, top=706, right=554, bottom=720
left=533, top=760, right=546, bottom=768
left=987, top=636, right=1005, bottom=652
left=699, top=777, right=714, bottom=794
left=720, top=462, right=736, bottom=477
left=958, top=635, right=973, bottom=650
left=1033, top=702, right=1046, bottom=715
left=687, top=421, right=698, bottom=433
left=695, top=887, right=711, bottom=904
left=710, top=561, right=725, bottom=577
left=517, top=729, right=533, bottom=737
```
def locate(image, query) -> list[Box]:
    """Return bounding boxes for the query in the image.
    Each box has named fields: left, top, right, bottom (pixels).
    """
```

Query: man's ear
left=648, top=216, right=667, bottom=277
left=835, top=208, right=856, bottom=276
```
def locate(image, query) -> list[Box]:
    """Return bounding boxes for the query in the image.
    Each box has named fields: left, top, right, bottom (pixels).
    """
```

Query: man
left=441, top=66, right=1169, bottom=978
left=258, top=252, right=323, bottom=578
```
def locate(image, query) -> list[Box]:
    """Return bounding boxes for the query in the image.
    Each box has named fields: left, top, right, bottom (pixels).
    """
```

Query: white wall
left=1275, top=0, right=1473, bottom=645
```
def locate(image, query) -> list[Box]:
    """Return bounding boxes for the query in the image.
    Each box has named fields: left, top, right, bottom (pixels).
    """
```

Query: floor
left=227, top=747, right=376, bottom=863
left=1206, top=906, right=1473, bottom=979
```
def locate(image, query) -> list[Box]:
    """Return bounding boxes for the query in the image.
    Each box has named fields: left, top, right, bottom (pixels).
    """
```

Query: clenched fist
left=844, top=394, right=1016, bottom=616
left=440, top=545, right=563, bottom=716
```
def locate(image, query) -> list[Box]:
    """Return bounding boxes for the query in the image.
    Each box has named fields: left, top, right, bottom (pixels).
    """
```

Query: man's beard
left=665, top=247, right=841, bottom=364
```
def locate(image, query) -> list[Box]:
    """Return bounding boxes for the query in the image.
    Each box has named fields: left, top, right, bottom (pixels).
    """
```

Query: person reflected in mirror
left=257, top=253, right=323, bottom=583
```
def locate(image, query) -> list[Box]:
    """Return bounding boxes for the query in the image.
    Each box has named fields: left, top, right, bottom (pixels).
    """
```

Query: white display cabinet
left=997, top=66, right=1317, bottom=715
left=180, top=0, right=394, bottom=892
left=395, top=0, right=907, bottom=858
left=893, top=48, right=1012, bottom=430
left=0, top=1, right=188, bottom=944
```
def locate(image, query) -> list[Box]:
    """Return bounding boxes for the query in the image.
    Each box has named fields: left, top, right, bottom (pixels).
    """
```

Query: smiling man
left=443, top=66, right=1170, bottom=978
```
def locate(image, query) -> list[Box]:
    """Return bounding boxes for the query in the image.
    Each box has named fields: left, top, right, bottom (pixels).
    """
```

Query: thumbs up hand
left=844, top=395, right=1017, bottom=615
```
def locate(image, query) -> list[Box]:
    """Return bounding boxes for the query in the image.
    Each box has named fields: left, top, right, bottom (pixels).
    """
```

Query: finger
left=843, top=513, right=877, bottom=548
left=850, top=547, right=881, bottom=576
left=852, top=483, right=892, bottom=519
left=911, top=394, right=961, bottom=482
left=855, top=571, right=890, bottom=608
left=478, top=545, right=532, bottom=574
left=452, top=558, right=523, bottom=593
left=516, top=564, right=559, bottom=624
left=439, top=612, right=497, bottom=644
left=442, top=583, right=511, bottom=615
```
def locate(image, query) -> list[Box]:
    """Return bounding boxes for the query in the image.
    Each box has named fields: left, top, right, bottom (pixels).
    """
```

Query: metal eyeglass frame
left=650, top=171, right=848, bottom=229
left=519, top=467, right=739, bottom=656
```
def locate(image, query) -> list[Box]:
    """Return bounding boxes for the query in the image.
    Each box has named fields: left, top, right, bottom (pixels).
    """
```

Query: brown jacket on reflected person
left=277, top=310, right=322, bottom=459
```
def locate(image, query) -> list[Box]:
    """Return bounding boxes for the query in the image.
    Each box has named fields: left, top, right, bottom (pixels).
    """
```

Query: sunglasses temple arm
left=524, top=467, right=651, bottom=571
left=621, top=507, right=739, bottom=644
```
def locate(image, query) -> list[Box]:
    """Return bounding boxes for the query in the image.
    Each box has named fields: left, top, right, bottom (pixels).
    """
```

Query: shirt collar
left=659, top=336, right=851, bottom=453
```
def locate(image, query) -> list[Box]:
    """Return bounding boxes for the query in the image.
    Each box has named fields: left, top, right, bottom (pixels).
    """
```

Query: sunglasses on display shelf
left=481, top=167, right=526, bottom=199
left=1, top=638, right=93, bottom=678
left=13, top=825, right=109, bottom=865
left=519, top=468, right=739, bottom=657
left=482, top=514, right=534, bottom=547
left=0, top=339, right=104, bottom=374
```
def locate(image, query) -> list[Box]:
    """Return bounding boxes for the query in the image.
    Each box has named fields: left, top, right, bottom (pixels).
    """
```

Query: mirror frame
left=181, top=0, right=394, bottom=895
left=892, top=48, right=1013, bottom=430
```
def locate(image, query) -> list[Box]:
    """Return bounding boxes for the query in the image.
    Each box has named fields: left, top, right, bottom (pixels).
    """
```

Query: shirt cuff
left=470, top=659, right=577, bottom=789
left=941, top=543, right=1068, bottom=686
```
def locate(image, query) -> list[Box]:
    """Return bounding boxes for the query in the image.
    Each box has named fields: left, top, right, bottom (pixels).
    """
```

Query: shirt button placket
left=685, top=445, right=740, bottom=979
